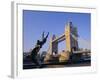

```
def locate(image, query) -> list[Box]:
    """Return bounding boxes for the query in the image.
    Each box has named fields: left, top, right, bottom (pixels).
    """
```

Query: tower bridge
left=44, top=21, right=91, bottom=63
left=48, top=21, right=78, bottom=54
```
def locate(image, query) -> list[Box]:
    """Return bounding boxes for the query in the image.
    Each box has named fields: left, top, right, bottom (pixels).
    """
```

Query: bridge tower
left=65, top=21, right=78, bottom=52
left=49, top=35, right=58, bottom=54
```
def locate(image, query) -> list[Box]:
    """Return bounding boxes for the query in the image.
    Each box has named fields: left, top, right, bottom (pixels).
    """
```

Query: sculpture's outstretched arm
left=45, top=32, right=49, bottom=39
left=42, top=31, right=44, bottom=40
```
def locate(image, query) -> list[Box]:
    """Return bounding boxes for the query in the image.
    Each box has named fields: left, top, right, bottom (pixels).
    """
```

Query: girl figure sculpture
left=31, top=32, right=49, bottom=67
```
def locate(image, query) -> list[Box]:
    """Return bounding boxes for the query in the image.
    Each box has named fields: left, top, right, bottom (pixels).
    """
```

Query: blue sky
left=23, top=10, right=91, bottom=52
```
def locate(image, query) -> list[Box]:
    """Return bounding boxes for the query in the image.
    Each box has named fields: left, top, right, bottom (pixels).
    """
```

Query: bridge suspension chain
left=70, top=32, right=90, bottom=49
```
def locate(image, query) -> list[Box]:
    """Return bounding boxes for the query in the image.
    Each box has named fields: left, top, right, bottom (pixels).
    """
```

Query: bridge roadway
left=23, top=59, right=91, bottom=69
left=73, top=50, right=91, bottom=54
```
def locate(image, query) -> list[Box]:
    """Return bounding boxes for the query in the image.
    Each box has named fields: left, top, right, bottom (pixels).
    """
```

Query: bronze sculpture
left=30, top=32, right=49, bottom=66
